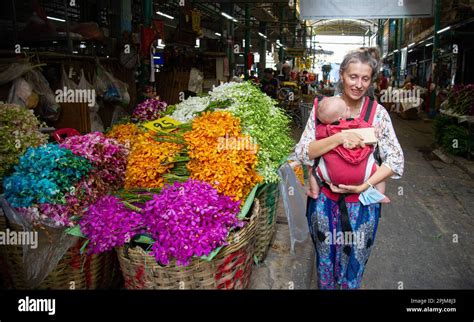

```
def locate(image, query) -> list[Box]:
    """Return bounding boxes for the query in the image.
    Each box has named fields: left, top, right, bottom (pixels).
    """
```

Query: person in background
left=301, top=70, right=309, bottom=95
left=249, top=70, right=259, bottom=84
left=378, top=72, right=388, bottom=91
left=260, top=68, right=279, bottom=99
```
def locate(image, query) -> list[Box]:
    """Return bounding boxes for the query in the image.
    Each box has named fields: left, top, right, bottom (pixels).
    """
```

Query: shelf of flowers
left=0, top=81, right=294, bottom=289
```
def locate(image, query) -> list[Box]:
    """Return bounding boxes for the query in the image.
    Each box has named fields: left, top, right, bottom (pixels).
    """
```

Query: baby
left=307, top=96, right=388, bottom=200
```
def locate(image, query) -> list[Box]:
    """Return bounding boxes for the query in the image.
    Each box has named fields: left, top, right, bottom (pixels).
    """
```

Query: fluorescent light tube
left=156, top=11, right=174, bottom=20
left=47, top=16, right=65, bottom=22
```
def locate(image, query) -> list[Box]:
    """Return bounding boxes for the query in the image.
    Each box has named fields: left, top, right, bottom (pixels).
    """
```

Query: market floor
left=361, top=112, right=474, bottom=289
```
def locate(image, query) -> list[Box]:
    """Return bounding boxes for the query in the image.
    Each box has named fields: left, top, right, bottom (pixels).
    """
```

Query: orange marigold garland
left=183, top=111, right=262, bottom=201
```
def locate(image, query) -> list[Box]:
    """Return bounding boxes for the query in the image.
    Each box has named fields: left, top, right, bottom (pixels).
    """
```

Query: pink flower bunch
left=80, top=195, right=144, bottom=254
left=131, top=98, right=168, bottom=122
left=18, top=173, right=109, bottom=227
left=142, top=180, right=243, bottom=266
left=60, top=132, right=128, bottom=189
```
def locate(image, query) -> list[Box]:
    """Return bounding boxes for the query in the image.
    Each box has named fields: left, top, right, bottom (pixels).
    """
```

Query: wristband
left=365, top=180, right=374, bottom=189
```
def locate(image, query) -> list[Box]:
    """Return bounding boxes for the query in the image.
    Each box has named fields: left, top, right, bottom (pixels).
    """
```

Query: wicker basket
left=117, top=199, right=259, bottom=290
left=253, top=183, right=280, bottom=263
left=0, top=212, right=120, bottom=290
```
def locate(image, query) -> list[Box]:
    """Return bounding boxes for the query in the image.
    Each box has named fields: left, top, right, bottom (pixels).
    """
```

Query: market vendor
left=295, top=47, right=405, bottom=289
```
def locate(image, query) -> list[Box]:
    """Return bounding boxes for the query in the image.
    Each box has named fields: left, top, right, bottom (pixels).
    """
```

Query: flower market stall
left=0, top=81, right=294, bottom=290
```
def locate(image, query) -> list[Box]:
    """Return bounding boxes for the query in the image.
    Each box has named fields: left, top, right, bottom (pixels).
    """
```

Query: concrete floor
left=250, top=112, right=474, bottom=289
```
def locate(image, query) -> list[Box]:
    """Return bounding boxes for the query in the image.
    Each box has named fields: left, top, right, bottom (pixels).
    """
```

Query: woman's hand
left=329, top=183, right=368, bottom=194
left=336, top=132, right=365, bottom=149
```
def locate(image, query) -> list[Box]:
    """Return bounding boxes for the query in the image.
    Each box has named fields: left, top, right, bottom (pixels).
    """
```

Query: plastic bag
left=110, top=104, right=128, bottom=126
left=77, top=69, right=104, bottom=132
left=0, top=63, right=36, bottom=85
left=60, top=65, right=79, bottom=90
left=25, top=69, right=61, bottom=121
left=188, top=68, right=203, bottom=94
left=7, top=78, right=34, bottom=107
left=95, top=63, right=130, bottom=106
left=0, top=197, right=78, bottom=288
left=278, top=161, right=309, bottom=253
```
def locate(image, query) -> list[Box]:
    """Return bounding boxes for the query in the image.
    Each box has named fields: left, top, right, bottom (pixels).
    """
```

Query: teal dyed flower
left=3, top=143, right=92, bottom=208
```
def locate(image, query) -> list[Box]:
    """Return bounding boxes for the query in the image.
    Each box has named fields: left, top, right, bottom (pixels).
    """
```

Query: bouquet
left=131, top=97, right=168, bottom=122
left=0, top=104, right=48, bottom=179
left=60, top=132, right=128, bottom=189
left=3, top=143, right=92, bottom=208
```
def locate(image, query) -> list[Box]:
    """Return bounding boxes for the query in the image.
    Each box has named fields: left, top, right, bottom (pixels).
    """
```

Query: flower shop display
left=1, top=134, right=127, bottom=289
left=0, top=104, right=48, bottom=181
left=131, top=97, right=168, bottom=122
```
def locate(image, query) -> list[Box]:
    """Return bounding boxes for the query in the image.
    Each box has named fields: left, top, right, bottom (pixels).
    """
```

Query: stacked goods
left=445, top=84, right=474, bottom=116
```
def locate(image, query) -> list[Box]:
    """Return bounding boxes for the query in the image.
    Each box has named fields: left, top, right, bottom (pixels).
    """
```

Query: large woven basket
left=253, top=183, right=280, bottom=263
left=117, top=199, right=259, bottom=290
left=0, top=212, right=120, bottom=290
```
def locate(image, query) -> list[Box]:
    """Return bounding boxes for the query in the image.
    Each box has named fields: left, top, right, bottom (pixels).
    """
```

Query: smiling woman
left=295, top=47, right=405, bottom=290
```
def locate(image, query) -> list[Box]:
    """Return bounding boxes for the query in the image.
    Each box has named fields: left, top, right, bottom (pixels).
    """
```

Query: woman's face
left=340, top=61, right=372, bottom=101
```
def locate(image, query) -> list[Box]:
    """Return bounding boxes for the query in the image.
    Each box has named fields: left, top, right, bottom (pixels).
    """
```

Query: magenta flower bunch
left=60, top=132, right=128, bottom=189
left=80, top=195, right=144, bottom=254
left=142, top=180, right=243, bottom=266
left=131, top=98, right=168, bottom=122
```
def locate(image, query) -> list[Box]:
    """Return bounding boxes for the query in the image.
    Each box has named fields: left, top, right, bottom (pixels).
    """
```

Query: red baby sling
left=313, top=96, right=378, bottom=203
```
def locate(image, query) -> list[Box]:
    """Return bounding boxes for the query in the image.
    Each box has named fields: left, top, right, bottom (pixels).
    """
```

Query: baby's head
left=318, top=96, right=350, bottom=124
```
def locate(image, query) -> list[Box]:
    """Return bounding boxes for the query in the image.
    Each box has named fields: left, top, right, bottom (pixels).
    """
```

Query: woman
left=295, top=47, right=404, bottom=289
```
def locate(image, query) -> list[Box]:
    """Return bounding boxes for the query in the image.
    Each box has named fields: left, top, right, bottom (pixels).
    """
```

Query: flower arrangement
left=0, top=104, right=48, bottom=179
left=3, top=143, right=92, bottom=208
left=106, top=123, right=144, bottom=148
left=143, top=180, right=242, bottom=266
left=124, top=133, right=183, bottom=189
left=184, top=111, right=262, bottom=201
left=79, top=180, right=242, bottom=266
left=131, top=97, right=168, bottom=122
left=60, top=132, right=128, bottom=189
left=208, top=82, right=294, bottom=183
left=80, top=195, right=144, bottom=253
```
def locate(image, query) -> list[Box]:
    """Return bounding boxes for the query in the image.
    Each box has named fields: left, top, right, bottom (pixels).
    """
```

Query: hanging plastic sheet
left=77, top=69, right=104, bottom=132
left=0, top=197, right=78, bottom=288
left=278, top=160, right=309, bottom=253
left=25, top=69, right=60, bottom=121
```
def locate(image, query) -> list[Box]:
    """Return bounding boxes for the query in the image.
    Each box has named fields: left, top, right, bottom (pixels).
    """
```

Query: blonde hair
left=336, top=47, right=381, bottom=95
